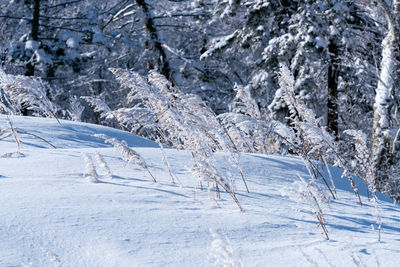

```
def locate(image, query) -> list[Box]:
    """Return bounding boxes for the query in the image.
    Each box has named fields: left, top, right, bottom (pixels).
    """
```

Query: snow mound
left=0, top=115, right=158, bottom=149
left=0, top=115, right=399, bottom=266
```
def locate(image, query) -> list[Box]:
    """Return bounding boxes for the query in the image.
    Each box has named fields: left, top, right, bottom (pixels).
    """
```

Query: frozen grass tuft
left=82, top=153, right=99, bottom=183
left=42, top=247, right=63, bottom=267
left=281, top=165, right=330, bottom=240
left=95, top=151, right=113, bottom=179
left=109, top=68, right=246, bottom=210
left=0, top=68, right=59, bottom=121
left=209, top=230, right=242, bottom=267
left=94, top=134, right=156, bottom=182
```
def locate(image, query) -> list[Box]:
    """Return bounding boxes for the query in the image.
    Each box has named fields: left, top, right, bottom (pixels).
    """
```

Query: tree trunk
left=136, top=0, right=174, bottom=84
left=25, top=0, right=40, bottom=77
left=370, top=0, right=399, bottom=190
left=327, top=39, right=339, bottom=136
left=370, top=32, right=394, bottom=188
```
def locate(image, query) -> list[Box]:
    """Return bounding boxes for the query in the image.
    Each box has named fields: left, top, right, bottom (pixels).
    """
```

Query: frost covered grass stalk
left=190, top=150, right=242, bottom=210
left=68, top=96, right=85, bottom=122
left=217, top=83, right=280, bottom=155
left=156, top=138, right=183, bottom=186
left=109, top=68, right=245, bottom=210
left=276, top=64, right=386, bottom=241
left=82, top=153, right=99, bottom=183
left=345, top=130, right=383, bottom=240
left=82, top=96, right=157, bottom=139
left=95, top=151, right=112, bottom=179
left=95, top=134, right=156, bottom=182
left=0, top=70, right=58, bottom=151
left=0, top=116, right=56, bottom=153
left=283, top=170, right=330, bottom=240
left=6, top=116, right=22, bottom=151
left=322, top=155, right=337, bottom=197
left=345, top=130, right=371, bottom=195
left=0, top=68, right=59, bottom=122
left=304, top=162, right=330, bottom=240
left=274, top=64, right=362, bottom=204
left=274, top=64, right=393, bottom=239
left=209, top=230, right=242, bottom=267
left=42, top=248, right=63, bottom=267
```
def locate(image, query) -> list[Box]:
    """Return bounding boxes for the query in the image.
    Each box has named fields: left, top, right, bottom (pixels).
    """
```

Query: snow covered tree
left=135, top=0, right=173, bottom=83
left=0, top=1, right=151, bottom=120
left=199, top=0, right=377, bottom=136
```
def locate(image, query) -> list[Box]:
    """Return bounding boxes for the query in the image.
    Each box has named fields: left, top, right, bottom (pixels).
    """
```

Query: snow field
left=0, top=115, right=400, bottom=266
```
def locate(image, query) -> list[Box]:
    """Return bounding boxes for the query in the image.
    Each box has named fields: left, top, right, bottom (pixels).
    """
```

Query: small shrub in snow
left=82, top=153, right=99, bottom=183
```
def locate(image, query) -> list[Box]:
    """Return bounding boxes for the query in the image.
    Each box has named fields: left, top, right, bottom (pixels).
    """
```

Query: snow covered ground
left=1, top=115, right=400, bottom=267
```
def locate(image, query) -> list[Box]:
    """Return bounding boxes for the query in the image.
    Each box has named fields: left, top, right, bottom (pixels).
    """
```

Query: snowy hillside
left=1, top=115, right=400, bottom=267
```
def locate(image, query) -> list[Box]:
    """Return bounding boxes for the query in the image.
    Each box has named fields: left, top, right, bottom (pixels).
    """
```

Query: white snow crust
left=1, top=115, right=400, bottom=266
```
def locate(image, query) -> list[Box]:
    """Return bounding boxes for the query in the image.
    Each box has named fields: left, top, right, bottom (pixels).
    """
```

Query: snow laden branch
left=200, top=31, right=238, bottom=61
left=110, top=68, right=246, bottom=210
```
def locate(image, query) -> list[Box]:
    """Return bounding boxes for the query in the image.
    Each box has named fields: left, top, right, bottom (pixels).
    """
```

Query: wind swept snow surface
left=1, top=115, right=400, bottom=266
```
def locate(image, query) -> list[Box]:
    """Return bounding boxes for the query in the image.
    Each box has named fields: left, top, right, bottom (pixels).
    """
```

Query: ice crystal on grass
left=95, top=134, right=156, bottom=182
left=274, top=64, right=361, bottom=204
left=82, top=153, right=99, bottom=183
left=95, top=151, right=112, bottom=179
left=0, top=116, right=56, bottom=150
left=209, top=230, right=242, bottom=267
left=0, top=69, right=58, bottom=120
left=282, top=172, right=330, bottom=240
left=110, top=68, right=246, bottom=210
